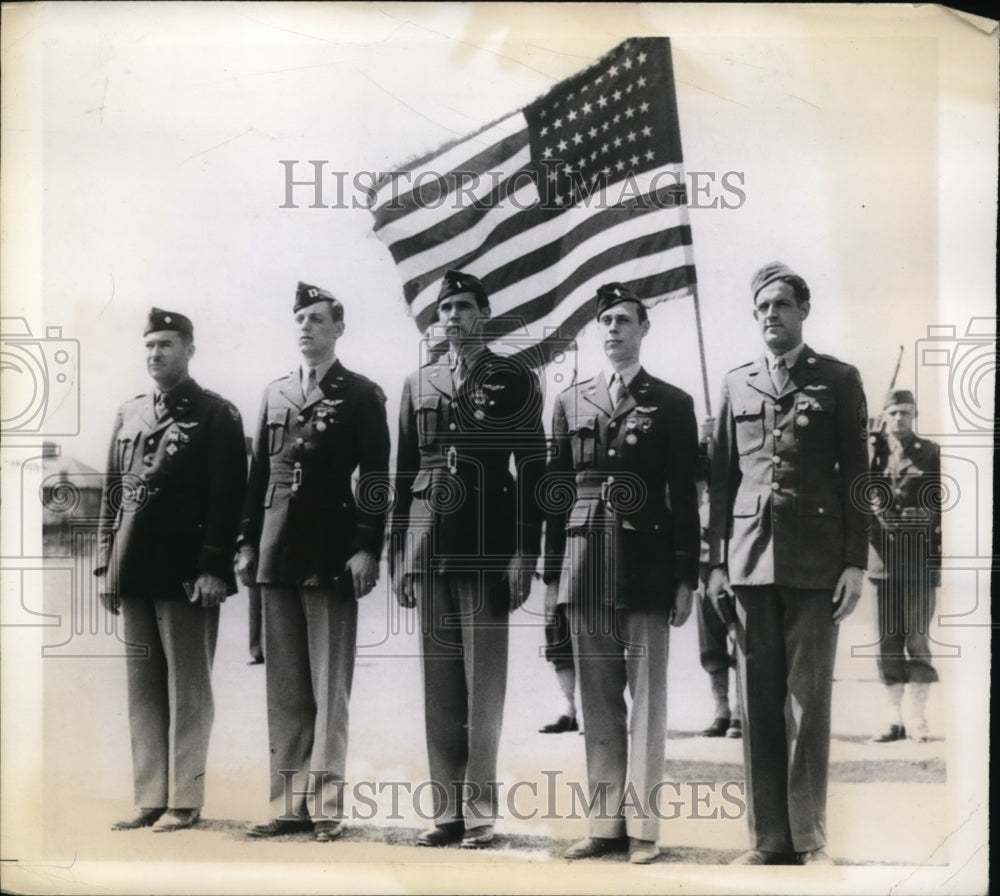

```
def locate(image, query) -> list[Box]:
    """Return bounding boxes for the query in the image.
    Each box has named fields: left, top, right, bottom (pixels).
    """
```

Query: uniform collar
left=604, top=360, right=642, bottom=388
left=765, top=342, right=805, bottom=372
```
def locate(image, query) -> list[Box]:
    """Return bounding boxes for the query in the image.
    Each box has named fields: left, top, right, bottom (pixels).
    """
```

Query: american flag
left=368, top=36, right=697, bottom=363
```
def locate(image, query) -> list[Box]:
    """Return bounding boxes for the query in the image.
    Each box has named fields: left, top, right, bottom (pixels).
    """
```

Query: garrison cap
left=751, top=261, right=809, bottom=302
left=144, top=307, right=193, bottom=338
left=437, top=269, right=489, bottom=309
left=294, top=281, right=343, bottom=319
left=596, top=282, right=643, bottom=317
left=884, top=388, right=916, bottom=409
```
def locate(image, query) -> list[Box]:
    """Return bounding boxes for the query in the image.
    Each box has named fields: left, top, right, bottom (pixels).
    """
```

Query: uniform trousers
left=569, top=603, right=668, bottom=842
left=733, top=585, right=838, bottom=853
left=696, top=589, right=735, bottom=677
left=875, top=579, right=938, bottom=685
left=415, top=572, right=508, bottom=830
left=122, top=597, right=219, bottom=810
left=262, top=584, right=357, bottom=822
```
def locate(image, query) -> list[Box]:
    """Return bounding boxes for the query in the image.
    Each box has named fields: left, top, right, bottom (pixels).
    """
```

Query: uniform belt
left=573, top=478, right=617, bottom=502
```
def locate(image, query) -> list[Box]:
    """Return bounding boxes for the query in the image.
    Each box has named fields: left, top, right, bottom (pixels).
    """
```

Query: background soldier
left=544, top=283, right=699, bottom=865
left=868, top=389, right=941, bottom=743
left=391, top=269, right=545, bottom=849
left=237, top=282, right=390, bottom=843
left=95, top=308, right=246, bottom=833
left=707, top=262, right=869, bottom=866
left=694, top=418, right=743, bottom=739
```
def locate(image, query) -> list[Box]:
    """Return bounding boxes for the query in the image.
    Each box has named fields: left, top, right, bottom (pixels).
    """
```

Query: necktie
left=609, top=373, right=627, bottom=408
left=451, top=355, right=465, bottom=392
left=771, top=357, right=788, bottom=394
left=304, top=367, right=317, bottom=397
left=154, top=392, right=168, bottom=421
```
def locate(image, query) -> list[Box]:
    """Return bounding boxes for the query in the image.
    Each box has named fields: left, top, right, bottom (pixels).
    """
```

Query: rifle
left=869, top=345, right=904, bottom=463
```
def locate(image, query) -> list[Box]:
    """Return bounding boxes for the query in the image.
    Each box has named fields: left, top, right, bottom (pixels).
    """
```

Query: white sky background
left=4, top=3, right=995, bottom=469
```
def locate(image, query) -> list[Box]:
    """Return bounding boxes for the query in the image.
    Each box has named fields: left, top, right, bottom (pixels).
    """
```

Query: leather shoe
left=628, top=838, right=660, bottom=864
left=563, top=836, right=630, bottom=859
left=797, top=848, right=835, bottom=865
left=726, top=718, right=742, bottom=738
left=873, top=723, right=906, bottom=743
left=152, top=809, right=200, bottom=832
left=246, top=817, right=313, bottom=837
left=417, top=821, right=465, bottom=847
left=460, top=826, right=495, bottom=848
left=248, top=656, right=264, bottom=665
left=730, top=849, right=792, bottom=865
left=314, top=821, right=345, bottom=842
left=701, top=717, right=730, bottom=737
left=539, top=714, right=579, bottom=734
left=111, top=807, right=166, bottom=831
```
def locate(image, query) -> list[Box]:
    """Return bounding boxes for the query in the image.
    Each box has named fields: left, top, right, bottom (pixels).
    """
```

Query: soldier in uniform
left=95, top=308, right=247, bottom=833
left=391, top=269, right=545, bottom=849
left=707, top=262, right=869, bottom=865
left=544, top=282, right=699, bottom=865
left=237, top=282, right=390, bottom=842
left=868, top=389, right=941, bottom=743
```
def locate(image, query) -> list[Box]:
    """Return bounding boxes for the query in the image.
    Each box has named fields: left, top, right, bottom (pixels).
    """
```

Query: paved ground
left=11, top=566, right=974, bottom=894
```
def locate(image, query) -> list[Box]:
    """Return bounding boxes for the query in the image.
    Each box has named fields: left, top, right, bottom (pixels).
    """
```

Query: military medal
left=626, top=433, right=638, bottom=445
left=797, top=415, right=809, bottom=426
left=315, top=421, right=327, bottom=432
left=166, top=444, right=177, bottom=455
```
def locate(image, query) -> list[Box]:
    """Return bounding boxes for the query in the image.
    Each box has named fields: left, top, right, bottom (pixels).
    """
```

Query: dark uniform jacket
left=544, top=368, right=700, bottom=611
left=240, top=360, right=390, bottom=585
left=707, top=345, right=869, bottom=589
left=391, top=348, right=546, bottom=593
left=867, top=432, right=941, bottom=581
left=95, top=377, right=247, bottom=600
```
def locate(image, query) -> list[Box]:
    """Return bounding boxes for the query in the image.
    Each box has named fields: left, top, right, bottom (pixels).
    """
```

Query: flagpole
left=690, top=284, right=712, bottom=417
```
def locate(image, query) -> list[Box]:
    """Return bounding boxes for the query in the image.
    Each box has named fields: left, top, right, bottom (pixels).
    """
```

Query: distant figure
left=694, top=422, right=742, bottom=739
left=868, top=389, right=941, bottom=743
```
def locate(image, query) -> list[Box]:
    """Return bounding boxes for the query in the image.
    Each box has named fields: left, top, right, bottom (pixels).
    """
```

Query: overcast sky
left=3, top=3, right=995, bottom=472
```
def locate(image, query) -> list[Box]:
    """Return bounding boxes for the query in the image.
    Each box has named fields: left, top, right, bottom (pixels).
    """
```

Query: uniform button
left=296, top=437, right=304, bottom=445
left=771, top=482, right=779, bottom=491
left=147, top=438, right=155, bottom=445
left=297, top=414, right=305, bottom=423
left=818, top=507, right=825, bottom=515
left=294, top=461, right=302, bottom=469
left=774, top=429, right=783, bottom=438
left=449, top=423, right=456, bottom=431
left=609, top=421, right=617, bottom=428
left=772, top=456, right=780, bottom=465
left=607, top=448, right=617, bottom=457
left=772, top=403, right=780, bottom=412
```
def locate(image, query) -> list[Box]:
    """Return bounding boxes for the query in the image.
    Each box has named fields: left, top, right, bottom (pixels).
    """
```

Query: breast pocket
left=415, top=394, right=441, bottom=447
left=267, top=408, right=288, bottom=455
left=117, top=430, right=141, bottom=470
left=795, top=394, right=835, bottom=440
left=569, top=414, right=598, bottom=467
left=733, top=401, right=765, bottom=455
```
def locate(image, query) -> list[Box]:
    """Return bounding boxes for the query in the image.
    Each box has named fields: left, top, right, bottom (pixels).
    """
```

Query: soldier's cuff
left=353, top=524, right=384, bottom=559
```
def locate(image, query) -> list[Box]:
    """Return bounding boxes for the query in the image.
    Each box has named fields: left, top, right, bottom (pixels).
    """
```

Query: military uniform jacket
left=707, top=345, right=869, bottom=589
left=867, top=432, right=941, bottom=581
left=391, top=348, right=546, bottom=587
left=239, top=360, right=390, bottom=586
left=95, top=378, right=247, bottom=600
left=544, top=369, right=700, bottom=611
